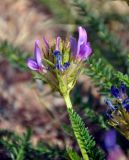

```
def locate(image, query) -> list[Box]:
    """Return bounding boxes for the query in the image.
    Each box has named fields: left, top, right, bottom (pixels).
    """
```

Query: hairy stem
left=63, top=93, right=89, bottom=160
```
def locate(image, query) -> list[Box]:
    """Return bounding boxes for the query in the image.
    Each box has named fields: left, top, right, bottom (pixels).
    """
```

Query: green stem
left=63, top=93, right=89, bottom=160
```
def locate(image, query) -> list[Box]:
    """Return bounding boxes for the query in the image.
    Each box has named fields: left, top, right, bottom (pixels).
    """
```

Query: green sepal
left=62, top=50, right=70, bottom=64
left=56, top=73, right=68, bottom=95
left=43, top=58, right=55, bottom=67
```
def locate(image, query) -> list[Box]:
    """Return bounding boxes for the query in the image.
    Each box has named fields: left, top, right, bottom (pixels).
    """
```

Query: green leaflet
left=68, top=108, right=105, bottom=160
left=67, top=148, right=81, bottom=160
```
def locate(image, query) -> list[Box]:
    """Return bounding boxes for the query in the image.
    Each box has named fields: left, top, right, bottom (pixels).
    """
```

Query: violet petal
left=78, top=26, right=87, bottom=43
left=34, top=40, right=42, bottom=67
left=55, top=37, right=61, bottom=51
left=78, top=42, right=92, bottom=59
left=77, top=27, right=87, bottom=57
left=111, top=86, right=120, bottom=98
left=70, top=36, right=77, bottom=56
left=43, top=36, right=49, bottom=52
left=27, top=58, right=39, bottom=70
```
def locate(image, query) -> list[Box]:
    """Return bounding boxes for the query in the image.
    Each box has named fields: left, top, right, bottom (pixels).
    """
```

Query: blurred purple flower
left=107, top=146, right=128, bottom=160
left=27, top=40, right=46, bottom=72
left=105, top=99, right=116, bottom=111
left=104, top=129, right=128, bottom=160
left=104, top=129, right=116, bottom=151
left=110, top=83, right=129, bottom=111
left=105, top=83, right=129, bottom=113
left=70, top=26, right=92, bottom=60
left=111, top=83, right=126, bottom=99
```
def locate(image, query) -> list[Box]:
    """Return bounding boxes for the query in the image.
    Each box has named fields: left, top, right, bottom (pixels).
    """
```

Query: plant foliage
left=0, top=129, right=67, bottom=160
left=0, top=41, right=30, bottom=71
left=68, top=109, right=105, bottom=160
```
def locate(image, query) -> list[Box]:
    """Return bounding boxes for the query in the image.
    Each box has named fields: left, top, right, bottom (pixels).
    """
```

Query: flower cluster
left=105, top=83, right=129, bottom=140
left=27, top=27, right=92, bottom=95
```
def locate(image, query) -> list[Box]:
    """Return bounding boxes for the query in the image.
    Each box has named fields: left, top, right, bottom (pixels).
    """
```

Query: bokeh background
left=0, top=0, right=129, bottom=159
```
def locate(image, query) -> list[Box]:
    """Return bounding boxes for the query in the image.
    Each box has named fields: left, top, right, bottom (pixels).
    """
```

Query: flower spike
left=27, top=26, right=93, bottom=94
left=27, top=29, right=93, bottom=160
left=105, top=82, right=129, bottom=141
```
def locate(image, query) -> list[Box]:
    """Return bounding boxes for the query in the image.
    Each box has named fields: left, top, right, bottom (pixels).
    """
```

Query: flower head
left=105, top=82, right=129, bottom=141
left=27, top=27, right=93, bottom=95
left=109, top=83, right=128, bottom=111
left=70, top=26, right=92, bottom=60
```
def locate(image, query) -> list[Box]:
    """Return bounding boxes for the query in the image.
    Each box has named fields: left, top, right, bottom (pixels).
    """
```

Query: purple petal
left=111, top=86, right=120, bottom=98
left=77, top=27, right=87, bottom=57
left=120, top=82, right=126, bottom=94
left=70, top=36, right=77, bottom=56
left=55, top=37, right=61, bottom=51
left=105, top=99, right=116, bottom=111
left=78, top=26, right=87, bottom=43
left=27, top=58, right=39, bottom=70
left=34, top=40, right=42, bottom=66
left=43, top=36, right=49, bottom=52
left=83, top=42, right=92, bottom=59
left=78, top=42, right=92, bottom=60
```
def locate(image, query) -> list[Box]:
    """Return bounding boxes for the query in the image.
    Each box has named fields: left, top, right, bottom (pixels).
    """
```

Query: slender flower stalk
left=63, top=93, right=89, bottom=160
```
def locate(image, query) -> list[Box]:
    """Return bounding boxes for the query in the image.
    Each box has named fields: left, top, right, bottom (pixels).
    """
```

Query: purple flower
left=53, top=37, right=61, bottom=56
left=27, top=40, right=46, bottom=72
left=111, top=83, right=126, bottom=99
left=104, top=129, right=128, bottom=160
left=111, top=86, right=120, bottom=99
left=70, top=26, right=92, bottom=60
left=53, top=37, right=70, bottom=71
left=110, top=83, right=129, bottom=111
left=54, top=52, right=64, bottom=71
left=63, top=62, right=70, bottom=70
left=53, top=37, right=63, bottom=71
left=107, top=146, right=128, bottom=160
left=104, top=129, right=116, bottom=151
left=122, top=98, right=129, bottom=111
left=105, top=99, right=116, bottom=111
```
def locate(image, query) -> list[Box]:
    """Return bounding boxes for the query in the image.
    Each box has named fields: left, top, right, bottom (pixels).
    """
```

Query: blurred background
left=0, top=0, right=129, bottom=159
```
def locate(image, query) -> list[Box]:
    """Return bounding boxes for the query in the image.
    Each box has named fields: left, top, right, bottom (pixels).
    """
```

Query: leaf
left=67, top=148, right=82, bottom=160
left=68, top=109, right=105, bottom=160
